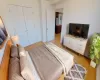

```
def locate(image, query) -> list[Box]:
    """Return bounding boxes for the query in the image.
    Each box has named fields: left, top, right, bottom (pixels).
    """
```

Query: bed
left=0, top=40, right=65, bottom=80
left=24, top=42, right=74, bottom=80
left=28, top=44, right=63, bottom=80
left=0, top=40, right=74, bottom=80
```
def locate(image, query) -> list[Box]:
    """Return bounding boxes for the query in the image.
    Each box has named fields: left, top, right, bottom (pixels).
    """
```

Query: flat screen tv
left=0, top=16, right=8, bottom=48
left=69, top=23, right=89, bottom=39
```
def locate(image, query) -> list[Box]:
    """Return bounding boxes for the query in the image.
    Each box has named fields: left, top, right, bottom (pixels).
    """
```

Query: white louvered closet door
left=8, top=5, right=29, bottom=46
left=23, top=7, right=38, bottom=44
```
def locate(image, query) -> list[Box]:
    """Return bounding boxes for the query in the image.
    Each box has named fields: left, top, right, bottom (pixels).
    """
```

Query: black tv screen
left=69, top=23, right=89, bottom=38
left=0, top=17, right=8, bottom=47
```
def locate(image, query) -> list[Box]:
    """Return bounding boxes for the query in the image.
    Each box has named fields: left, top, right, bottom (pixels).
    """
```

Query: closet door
left=14, top=6, right=30, bottom=46
left=8, top=5, right=29, bottom=46
left=7, top=5, right=17, bottom=35
left=23, top=7, right=37, bottom=44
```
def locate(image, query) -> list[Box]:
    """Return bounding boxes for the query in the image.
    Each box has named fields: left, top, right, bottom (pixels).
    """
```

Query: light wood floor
left=25, top=33, right=96, bottom=80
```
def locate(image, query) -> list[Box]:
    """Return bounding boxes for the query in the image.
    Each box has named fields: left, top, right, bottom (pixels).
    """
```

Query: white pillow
left=20, top=51, right=41, bottom=80
left=18, top=45, right=26, bottom=57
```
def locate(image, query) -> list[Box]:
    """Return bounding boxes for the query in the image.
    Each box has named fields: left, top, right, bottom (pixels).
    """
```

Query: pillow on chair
left=11, top=45, right=19, bottom=58
left=9, top=58, right=24, bottom=80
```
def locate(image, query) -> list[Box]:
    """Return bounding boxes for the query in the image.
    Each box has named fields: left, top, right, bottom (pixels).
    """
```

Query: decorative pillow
left=9, top=58, right=24, bottom=80
left=11, top=45, right=19, bottom=58
left=20, top=51, right=40, bottom=80
left=18, top=45, right=26, bottom=57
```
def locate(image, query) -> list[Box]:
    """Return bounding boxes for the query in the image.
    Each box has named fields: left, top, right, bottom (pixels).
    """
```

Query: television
left=0, top=16, right=8, bottom=48
left=69, top=23, right=89, bottom=39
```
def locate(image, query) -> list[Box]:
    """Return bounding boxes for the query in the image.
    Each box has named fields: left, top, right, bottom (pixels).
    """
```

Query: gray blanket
left=28, top=45, right=63, bottom=80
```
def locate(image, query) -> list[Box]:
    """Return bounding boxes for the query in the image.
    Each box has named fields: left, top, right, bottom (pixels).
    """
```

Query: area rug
left=65, top=64, right=87, bottom=80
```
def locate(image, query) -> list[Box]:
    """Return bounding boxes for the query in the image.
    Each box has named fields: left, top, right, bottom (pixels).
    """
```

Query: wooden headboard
left=0, top=40, right=12, bottom=80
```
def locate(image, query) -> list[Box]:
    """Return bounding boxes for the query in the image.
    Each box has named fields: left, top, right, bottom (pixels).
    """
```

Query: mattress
left=28, top=45, right=63, bottom=80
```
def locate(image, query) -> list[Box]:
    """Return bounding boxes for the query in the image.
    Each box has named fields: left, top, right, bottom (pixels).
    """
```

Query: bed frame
left=0, top=40, right=12, bottom=80
left=0, top=40, right=64, bottom=80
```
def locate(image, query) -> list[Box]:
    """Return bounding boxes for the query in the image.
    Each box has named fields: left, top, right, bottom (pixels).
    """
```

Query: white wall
left=0, top=0, right=6, bottom=16
left=55, top=9, right=63, bottom=13
left=61, top=0, right=100, bottom=42
left=7, top=0, right=34, bottom=7
left=54, top=0, right=65, bottom=9
left=0, top=0, right=7, bottom=27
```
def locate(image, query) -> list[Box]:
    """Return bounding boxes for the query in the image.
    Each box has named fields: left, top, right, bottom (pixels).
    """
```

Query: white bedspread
left=45, top=42, right=74, bottom=76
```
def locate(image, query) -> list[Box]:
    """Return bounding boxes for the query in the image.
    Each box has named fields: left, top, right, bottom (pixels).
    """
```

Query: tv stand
left=63, top=35, right=88, bottom=55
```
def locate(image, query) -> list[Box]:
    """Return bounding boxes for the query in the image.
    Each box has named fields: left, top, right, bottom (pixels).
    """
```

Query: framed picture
left=0, top=16, right=8, bottom=49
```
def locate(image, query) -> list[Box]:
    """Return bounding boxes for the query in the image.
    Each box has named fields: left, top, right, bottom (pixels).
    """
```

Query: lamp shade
left=11, top=35, right=19, bottom=45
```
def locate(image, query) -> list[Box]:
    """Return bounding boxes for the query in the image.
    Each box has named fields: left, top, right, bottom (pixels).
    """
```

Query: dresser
left=63, top=35, right=88, bottom=55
